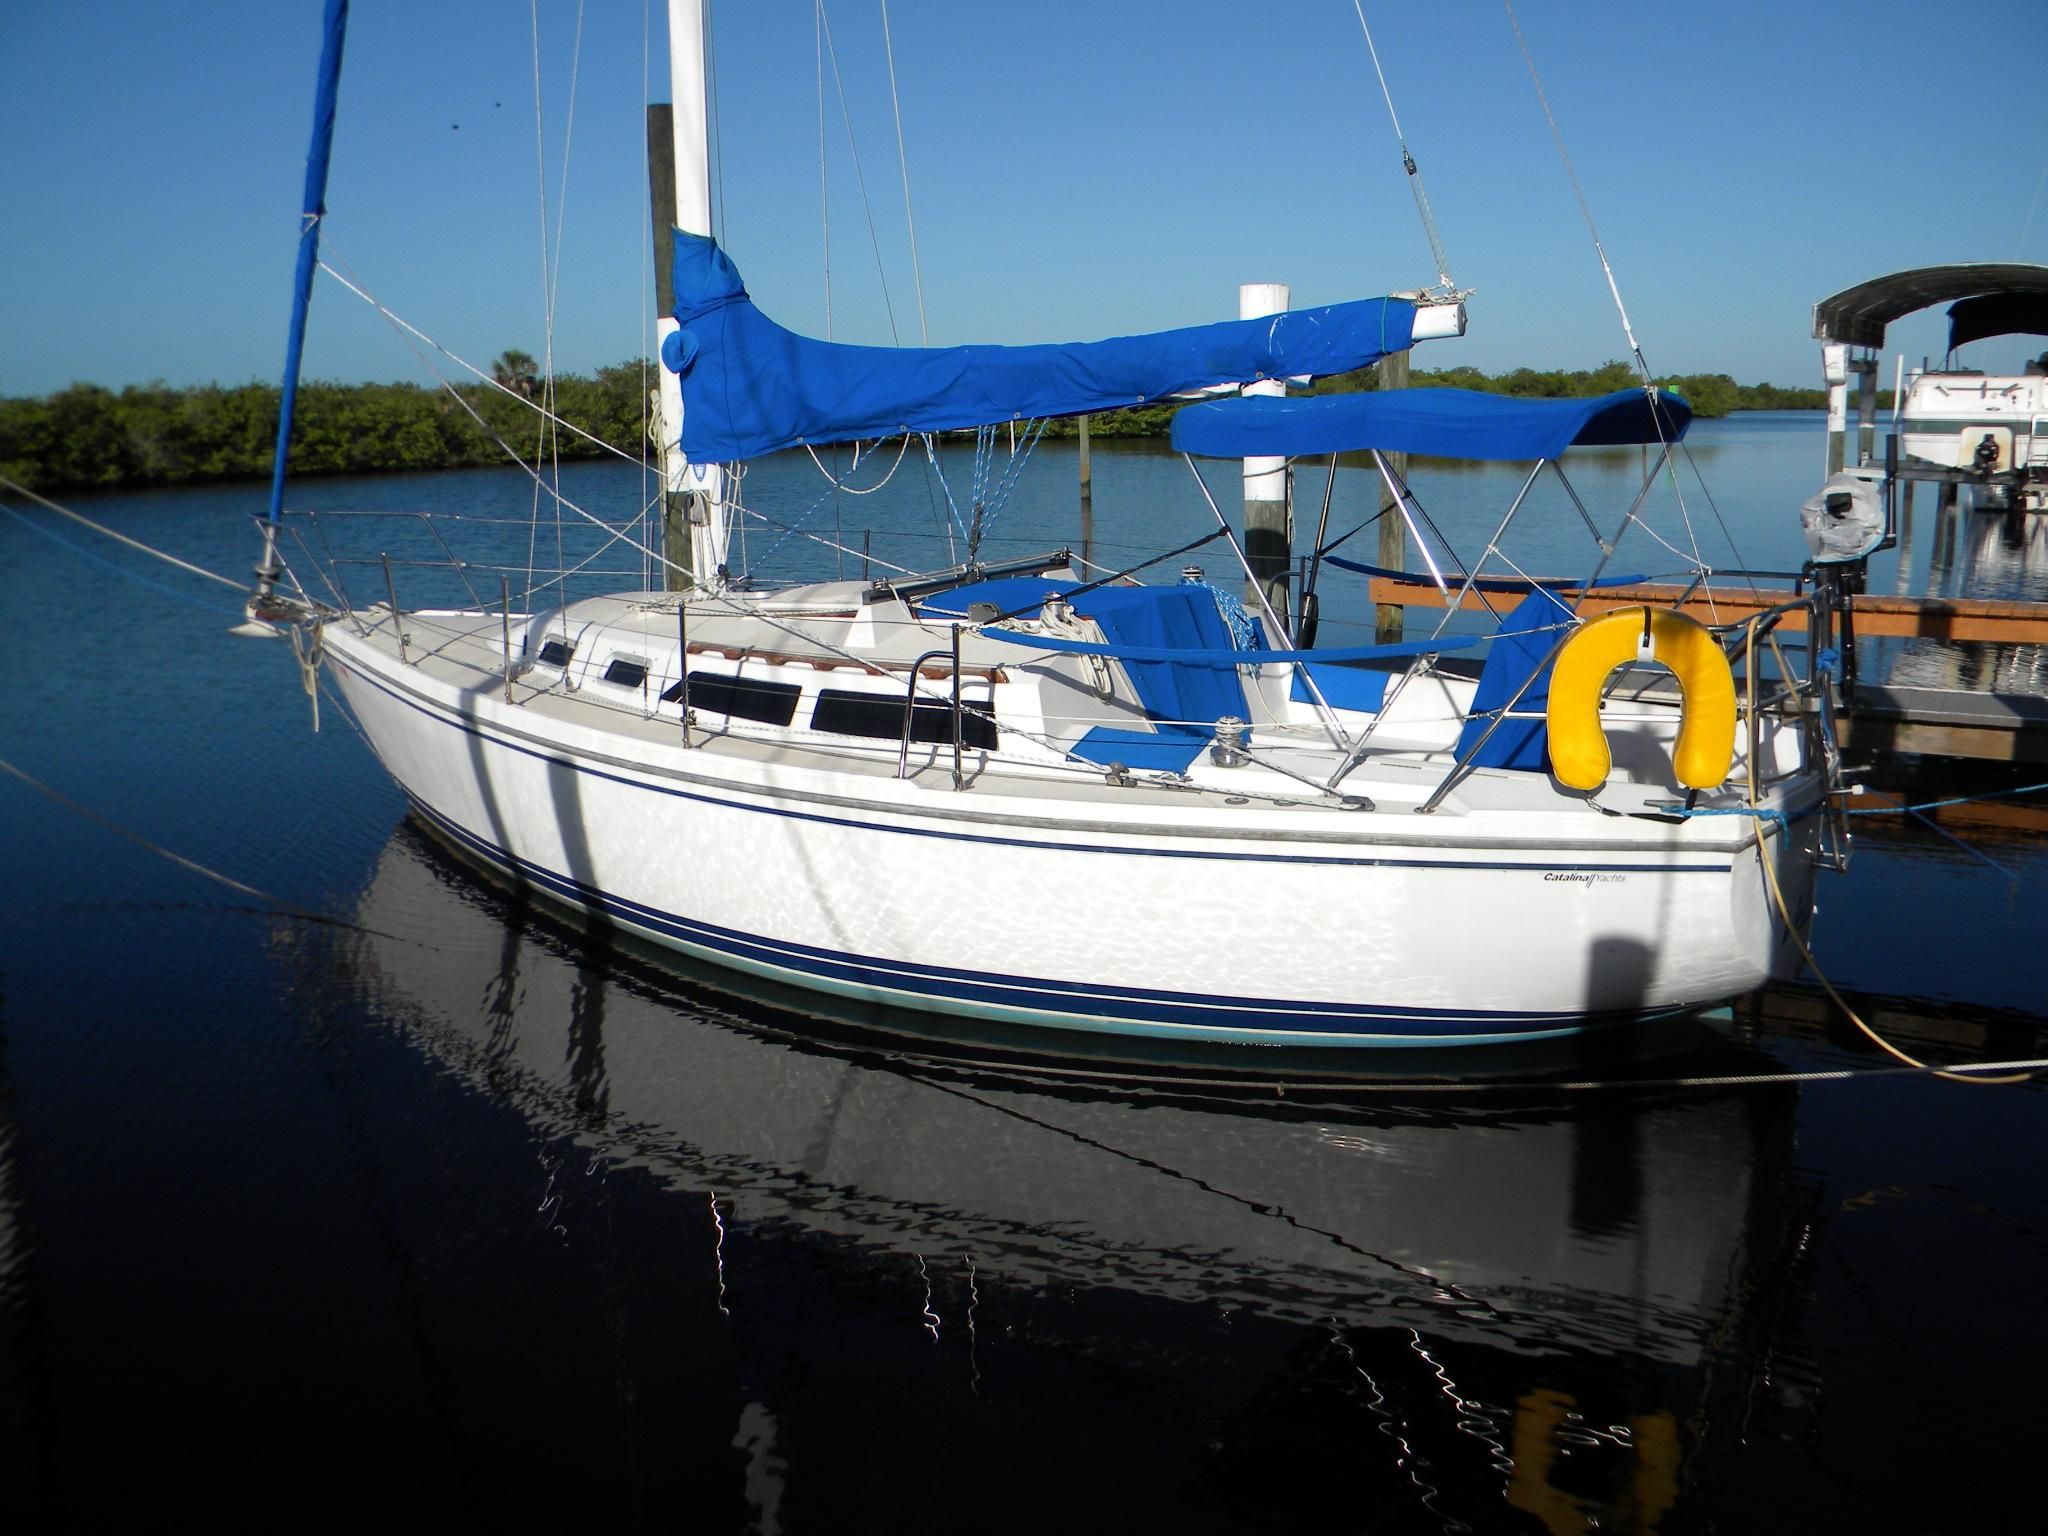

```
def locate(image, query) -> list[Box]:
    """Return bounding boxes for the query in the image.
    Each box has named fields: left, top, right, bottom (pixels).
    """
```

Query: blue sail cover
left=664, top=231, right=1420, bottom=463
left=1169, top=386, right=1692, bottom=462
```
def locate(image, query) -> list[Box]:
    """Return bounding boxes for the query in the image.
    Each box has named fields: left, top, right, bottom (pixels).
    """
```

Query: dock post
left=1895, top=478, right=1917, bottom=595
left=1374, top=347, right=1411, bottom=643
left=1239, top=282, right=1293, bottom=635
left=1854, top=356, right=1880, bottom=466
left=1823, top=343, right=1850, bottom=476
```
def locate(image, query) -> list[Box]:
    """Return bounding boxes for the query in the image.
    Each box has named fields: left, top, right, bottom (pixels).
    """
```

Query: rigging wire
left=706, top=0, right=727, bottom=243
left=1503, top=0, right=1643, bottom=378
left=1350, top=1, right=1458, bottom=294
left=315, top=248, right=684, bottom=601
left=878, top=0, right=928, bottom=344
left=546, top=0, right=591, bottom=562
left=2017, top=159, right=2048, bottom=260
left=315, top=258, right=640, bottom=469
left=816, top=1, right=833, bottom=338
left=817, top=1, right=902, bottom=345
left=1500, top=2, right=1724, bottom=609
left=639, top=0, right=655, bottom=586
left=523, top=1, right=592, bottom=605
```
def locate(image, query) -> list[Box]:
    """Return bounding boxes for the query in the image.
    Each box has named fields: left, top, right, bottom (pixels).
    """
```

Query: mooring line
left=1849, top=780, right=2048, bottom=820
left=1736, top=623, right=2035, bottom=1087
left=0, top=753, right=419, bottom=946
left=859, top=1048, right=2048, bottom=1100
left=1, top=501, right=233, bottom=611
left=0, top=475, right=247, bottom=591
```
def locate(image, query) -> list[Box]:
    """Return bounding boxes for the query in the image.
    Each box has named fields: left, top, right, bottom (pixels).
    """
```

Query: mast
left=247, top=0, right=349, bottom=628
left=654, top=0, right=729, bottom=590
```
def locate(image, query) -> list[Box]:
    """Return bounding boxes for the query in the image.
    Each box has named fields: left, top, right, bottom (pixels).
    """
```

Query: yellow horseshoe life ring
left=1544, top=607, right=1737, bottom=792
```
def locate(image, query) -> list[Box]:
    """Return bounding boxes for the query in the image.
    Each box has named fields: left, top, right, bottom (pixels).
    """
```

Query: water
left=3, top=420, right=2046, bottom=1530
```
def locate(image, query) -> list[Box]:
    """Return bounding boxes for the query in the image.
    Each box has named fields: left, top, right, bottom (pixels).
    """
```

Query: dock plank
left=1365, top=577, right=2048, bottom=642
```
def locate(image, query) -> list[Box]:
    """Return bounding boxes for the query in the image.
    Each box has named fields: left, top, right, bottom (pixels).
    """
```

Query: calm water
left=3, top=417, right=2046, bottom=1530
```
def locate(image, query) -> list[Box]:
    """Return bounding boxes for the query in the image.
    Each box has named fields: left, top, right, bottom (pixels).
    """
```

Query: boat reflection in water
left=319, top=818, right=1817, bottom=1532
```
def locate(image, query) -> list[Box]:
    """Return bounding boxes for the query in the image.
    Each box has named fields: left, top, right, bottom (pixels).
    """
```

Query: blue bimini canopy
left=1169, top=386, right=1692, bottom=462
left=663, top=231, right=1420, bottom=463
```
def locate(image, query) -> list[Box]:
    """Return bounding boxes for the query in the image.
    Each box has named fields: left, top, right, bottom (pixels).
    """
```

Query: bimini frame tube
left=265, top=0, right=349, bottom=535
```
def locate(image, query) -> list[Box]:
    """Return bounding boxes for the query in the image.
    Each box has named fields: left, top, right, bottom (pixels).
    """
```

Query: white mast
left=657, top=0, right=730, bottom=585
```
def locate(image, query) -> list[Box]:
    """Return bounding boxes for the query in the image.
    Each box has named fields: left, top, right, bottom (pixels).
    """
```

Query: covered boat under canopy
left=663, top=231, right=1423, bottom=463
left=1811, top=263, right=2048, bottom=349
left=1168, top=385, right=1691, bottom=462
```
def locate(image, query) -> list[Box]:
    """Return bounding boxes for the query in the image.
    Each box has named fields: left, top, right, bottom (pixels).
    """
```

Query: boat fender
left=1545, top=607, right=1737, bottom=793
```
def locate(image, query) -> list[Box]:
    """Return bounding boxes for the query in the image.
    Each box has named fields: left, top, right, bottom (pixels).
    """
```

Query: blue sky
left=6, top=0, right=2048, bottom=400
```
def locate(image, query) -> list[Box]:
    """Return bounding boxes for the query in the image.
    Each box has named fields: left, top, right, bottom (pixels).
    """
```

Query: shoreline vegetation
left=0, top=353, right=1846, bottom=495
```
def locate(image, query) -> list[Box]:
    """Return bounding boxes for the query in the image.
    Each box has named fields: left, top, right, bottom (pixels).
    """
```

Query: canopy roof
left=1812, top=264, right=2048, bottom=349
left=664, top=232, right=1419, bottom=463
left=1168, top=386, right=1691, bottom=462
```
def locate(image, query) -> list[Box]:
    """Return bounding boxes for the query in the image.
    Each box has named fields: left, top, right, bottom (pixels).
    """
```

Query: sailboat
left=249, top=1, right=1848, bottom=1051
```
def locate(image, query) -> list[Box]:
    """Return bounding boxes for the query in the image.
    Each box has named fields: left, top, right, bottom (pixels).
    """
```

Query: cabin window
left=537, top=637, right=574, bottom=668
left=810, top=687, right=998, bottom=749
left=603, top=657, right=649, bottom=689
left=660, top=670, right=802, bottom=726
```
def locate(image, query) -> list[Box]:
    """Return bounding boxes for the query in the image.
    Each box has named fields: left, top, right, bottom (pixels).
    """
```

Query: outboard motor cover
left=1800, top=470, right=1885, bottom=563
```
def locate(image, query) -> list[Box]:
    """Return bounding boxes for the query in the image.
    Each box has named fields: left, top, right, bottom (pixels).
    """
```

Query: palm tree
left=490, top=349, right=539, bottom=399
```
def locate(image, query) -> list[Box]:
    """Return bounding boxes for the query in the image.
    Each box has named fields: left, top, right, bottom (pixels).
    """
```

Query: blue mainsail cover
left=664, top=231, right=1420, bottom=463
left=1169, top=386, right=1692, bottom=462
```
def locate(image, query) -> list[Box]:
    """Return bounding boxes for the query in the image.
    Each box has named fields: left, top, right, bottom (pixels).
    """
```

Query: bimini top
left=1812, top=263, right=2048, bottom=349
left=662, top=231, right=1420, bottom=463
left=1168, top=386, right=1691, bottom=462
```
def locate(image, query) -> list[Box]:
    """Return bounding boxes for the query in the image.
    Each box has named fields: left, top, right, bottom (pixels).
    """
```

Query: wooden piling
left=1374, top=347, right=1411, bottom=643
left=1077, top=413, right=1094, bottom=572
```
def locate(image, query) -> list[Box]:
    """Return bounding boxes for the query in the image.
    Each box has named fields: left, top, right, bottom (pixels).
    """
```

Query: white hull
left=323, top=607, right=1820, bottom=1049
left=1899, top=371, right=2048, bottom=478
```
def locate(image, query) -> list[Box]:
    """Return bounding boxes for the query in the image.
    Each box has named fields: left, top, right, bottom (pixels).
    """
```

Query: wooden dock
left=1843, top=683, right=2048, bottom=763
left=1367, top=573, right=2048, bottom=762
left=1365, top=574, right=2048, bottom=644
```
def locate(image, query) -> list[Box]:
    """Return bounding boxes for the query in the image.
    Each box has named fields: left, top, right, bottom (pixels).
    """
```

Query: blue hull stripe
left=407, top=796, right=1681, bottom=1045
